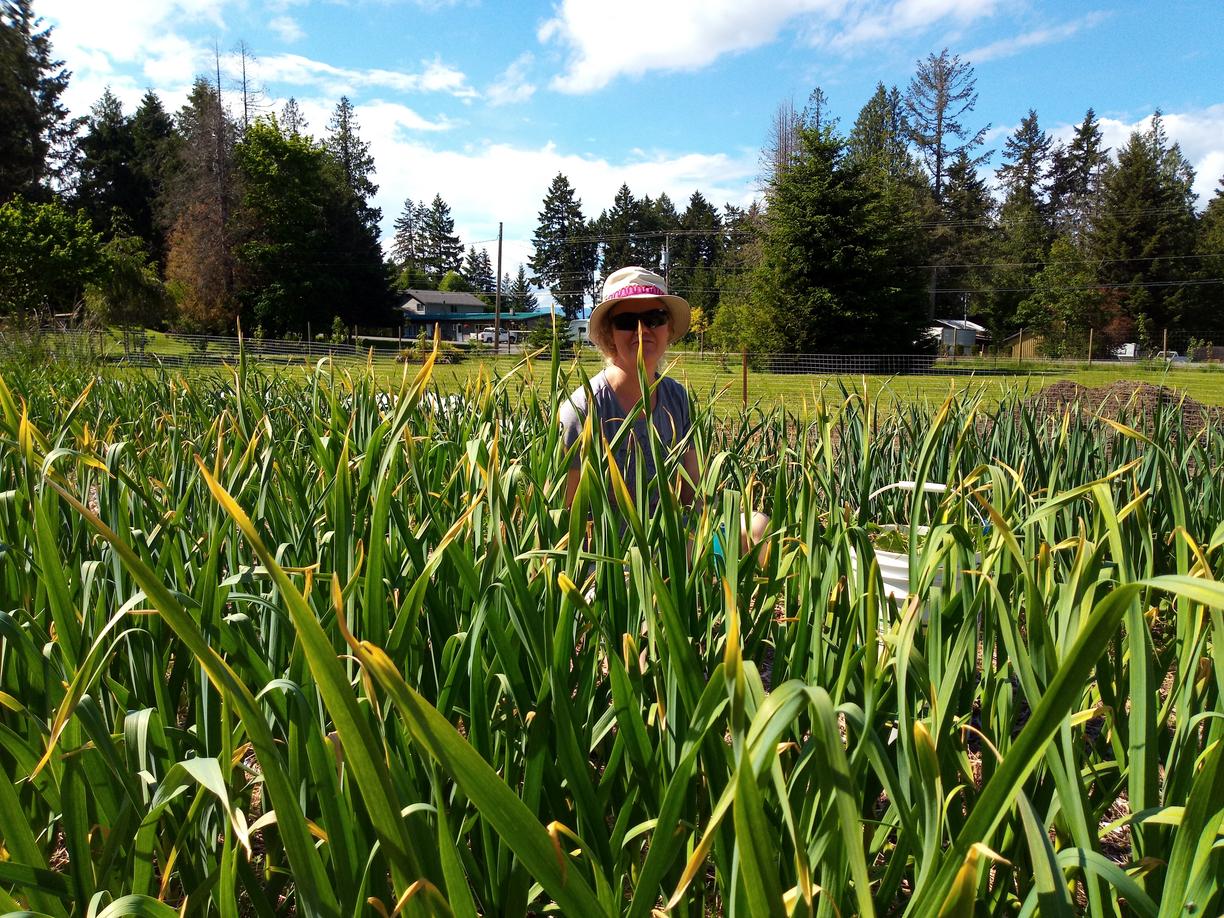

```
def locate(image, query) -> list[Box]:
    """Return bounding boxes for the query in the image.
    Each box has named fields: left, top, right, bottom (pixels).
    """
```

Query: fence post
left=741, top=349, right=748, bottom=407
left=1162, top=327, right=1168, bottom=356
left=1017, top=327, right=1023, bottom=365
left=1087, top=328, right=1093, bottom=364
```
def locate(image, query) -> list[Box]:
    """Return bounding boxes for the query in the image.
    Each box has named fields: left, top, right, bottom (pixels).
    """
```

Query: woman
left=559, top=266, right=767, bottom=547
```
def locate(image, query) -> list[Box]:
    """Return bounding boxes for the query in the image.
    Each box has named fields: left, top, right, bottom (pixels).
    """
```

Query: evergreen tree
left=669, top=191, right=723, bottom=318
left=1091, top=113, right=1198, bottom=331
left=529, top=173, right=593, bottom=319
left=751, top=125, right=928, bottom=353
left=904, top=49, right=989, bottom=204
left=0, top=0, right=80, bottom=200
left=391, top=198, right=426, bottom=269
left=640, top=192, right=679, bottom=272
left=75, top=89, right=140, bottom=233
left=421, top=193, right=463, bottom=280
left=596, top=184, right=649, bottom=279
left=996, top=110, right=1052, bottom=209
left=1048, top=108, right=1108, bottom=235
left=280, top=97, right=308, bottom=137
left=934, top=151, right=994, bottom=321
left=509, top=264, right=537, bottom=312
left=847, top=83, right=922, bottom=183
left=130, top=90, right=176, bottom=261
left=462, top=245, right=495, bottom=296
left=1193, top=176, right=1224, bottom=340
left=325, top=96, right=379, bottom=226
left=989, top=111, right=1054, bottom=333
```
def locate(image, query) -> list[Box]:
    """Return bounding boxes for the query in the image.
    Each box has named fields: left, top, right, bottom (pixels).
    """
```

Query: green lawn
left=292, top=351, right=1224, bottom=415
left=82, top=332, right=1224, bottom=415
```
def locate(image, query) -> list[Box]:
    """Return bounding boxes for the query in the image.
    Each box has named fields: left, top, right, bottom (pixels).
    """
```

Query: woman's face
left=607, top=299, right=672, bottom=371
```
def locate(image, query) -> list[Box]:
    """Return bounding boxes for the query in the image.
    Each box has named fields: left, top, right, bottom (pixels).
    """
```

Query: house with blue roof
left=399, top=289, right=554, bottom=343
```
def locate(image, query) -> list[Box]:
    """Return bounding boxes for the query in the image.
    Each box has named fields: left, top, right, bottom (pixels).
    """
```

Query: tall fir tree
left=751, top=125, right=928, bottom=353
left=462, top=245, right=495, bottom=297
left=1193, top=176, right=1224, bottom=339
left=75, top=89, right=140, bottom=234
left=130, top=90, right=176, bottom=262
left=904, top=49, right=989, bottom=205
left=934, top=150, right=995, bottom=321
left=529, top=172, right=593, bottom=319
left=996, top=110, right=1052, bottom=209
left=596, top=184, right=645, bottom=279
left=1048, top=108, right=1108, bottom=236
left=669, top=191, right=723, bottom=318
left=324, top=96, right=379, bottom=226
left=847, top=83, right=922, bottom=184
left=421, top=193, right=463, bottom=280
left=989, top=111, right=1055, bottom=333
left=1091, top=113, right=1199, bottom=332
left=391, top=198, right=426, bottom=271
left=0, top=0, right=80, bottom=200
left=509, top=264, right=537, bottom=312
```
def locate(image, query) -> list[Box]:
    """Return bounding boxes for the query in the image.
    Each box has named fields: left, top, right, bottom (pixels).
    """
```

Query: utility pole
left=494, top=222, right=503, bottom=356
left=663, top=234, right=670, bottom=287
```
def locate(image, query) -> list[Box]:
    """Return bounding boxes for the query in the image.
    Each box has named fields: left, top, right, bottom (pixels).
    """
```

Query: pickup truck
left=478, top=327, right=521, bottom=344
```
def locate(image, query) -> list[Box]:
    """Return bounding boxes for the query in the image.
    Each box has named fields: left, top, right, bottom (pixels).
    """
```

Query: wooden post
left=741, top=349, right=749, bottom=407
left=1087, top=328, right=1093, bottom=364
left=493, top=221, right=503, bottom=357
left=1017, top=327, right=1024, bottom=365
left=1162, top=327, right=1168, bottom=356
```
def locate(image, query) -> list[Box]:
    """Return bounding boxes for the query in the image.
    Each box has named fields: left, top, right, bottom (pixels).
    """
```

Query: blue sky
left=37, top=0, right=1224, bottom=274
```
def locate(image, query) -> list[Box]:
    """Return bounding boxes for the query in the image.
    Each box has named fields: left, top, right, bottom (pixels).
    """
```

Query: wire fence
left=9, top=327, right=1224, bottom=374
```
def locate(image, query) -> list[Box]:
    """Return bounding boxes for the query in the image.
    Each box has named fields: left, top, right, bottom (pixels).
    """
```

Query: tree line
left=3, top=1, right=1222, bottom=354
left=525, top=52, right=1223, bottom=355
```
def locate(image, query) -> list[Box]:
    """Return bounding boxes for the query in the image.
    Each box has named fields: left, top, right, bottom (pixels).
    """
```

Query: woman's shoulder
left=559, top=370, right=610, bottom=425
left=656, top=375, right=691, bottom=405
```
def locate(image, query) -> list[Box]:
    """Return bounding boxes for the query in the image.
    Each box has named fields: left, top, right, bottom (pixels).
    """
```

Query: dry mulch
left=1026, top=380, right=1223, bottom=435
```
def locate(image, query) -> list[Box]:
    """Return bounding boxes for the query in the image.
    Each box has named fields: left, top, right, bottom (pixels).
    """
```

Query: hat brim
left=590, top=292, right=691, bottom=342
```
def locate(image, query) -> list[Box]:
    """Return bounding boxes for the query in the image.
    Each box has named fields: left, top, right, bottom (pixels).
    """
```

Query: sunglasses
left=609, top=308, right=670, bottom=332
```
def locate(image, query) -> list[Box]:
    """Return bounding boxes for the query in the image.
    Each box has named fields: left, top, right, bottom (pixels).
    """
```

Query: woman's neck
left=604, top=362, right=658, bottom=411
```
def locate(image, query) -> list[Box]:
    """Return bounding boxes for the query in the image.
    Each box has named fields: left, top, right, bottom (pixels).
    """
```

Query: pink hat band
left=610, top=283, right=665, bottom=299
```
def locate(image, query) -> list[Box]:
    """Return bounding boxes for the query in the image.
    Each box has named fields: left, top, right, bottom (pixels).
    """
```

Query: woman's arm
left=564, top=466, right=581, bottom=509
left=680, top=446, right=700, bottom=508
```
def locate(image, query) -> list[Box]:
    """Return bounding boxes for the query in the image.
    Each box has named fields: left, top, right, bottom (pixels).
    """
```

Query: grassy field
left=68, top=327, right=1224, bottom=412
left=359, top=352, right=1224, bottom=415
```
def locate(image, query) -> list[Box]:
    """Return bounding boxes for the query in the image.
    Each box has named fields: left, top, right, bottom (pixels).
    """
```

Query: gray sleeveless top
left=558, top=370, right=691, bottom=487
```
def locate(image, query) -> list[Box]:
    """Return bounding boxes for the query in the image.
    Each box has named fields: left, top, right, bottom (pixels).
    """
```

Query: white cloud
left=964, top=11, right=1110, bottom=63
left=358, top=103, right=759, bottom=273
left=486, top=53, right=536, bottom=107
left=539, top=0, right=1003, bottom=93
left=268, top=15, right=306, bottom=44
left=540, top=0, right=841, bottom=93
left=248, top=53, right=477, bottom=99
left=827, top=0, right=999, bottom=50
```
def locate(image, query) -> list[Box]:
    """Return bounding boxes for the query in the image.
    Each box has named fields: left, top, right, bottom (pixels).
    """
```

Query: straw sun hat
left=589, top=266, right=692, bottom=342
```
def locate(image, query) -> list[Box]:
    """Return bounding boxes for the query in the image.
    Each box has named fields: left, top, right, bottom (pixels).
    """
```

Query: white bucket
left=849, top=524, right=934, bottom=601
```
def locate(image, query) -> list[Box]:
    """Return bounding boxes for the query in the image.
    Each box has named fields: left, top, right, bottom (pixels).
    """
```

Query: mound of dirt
left=1026, top=379, right=1223, bottom=434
